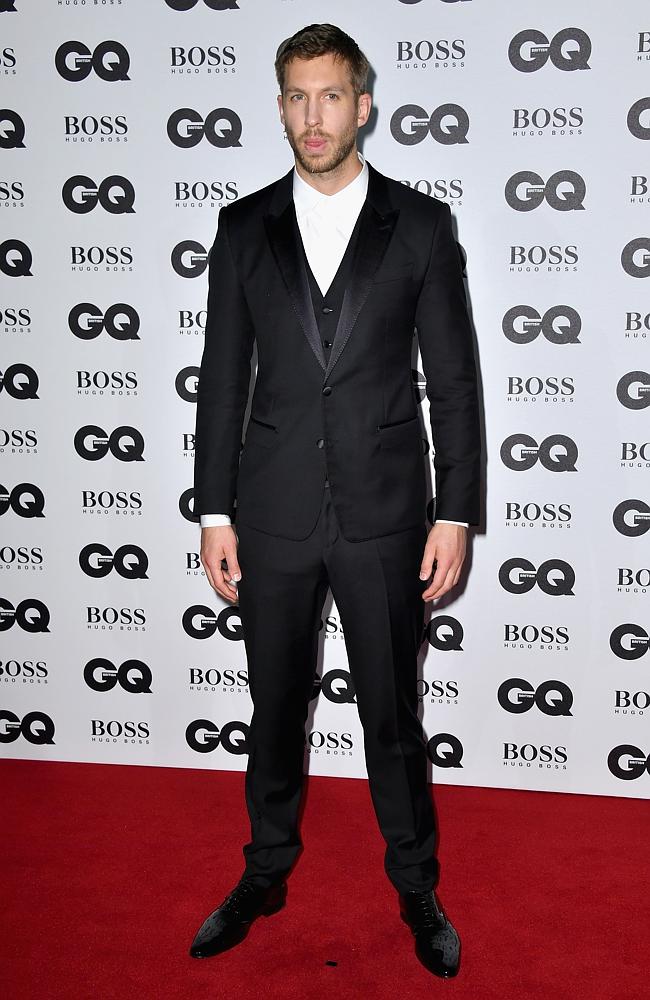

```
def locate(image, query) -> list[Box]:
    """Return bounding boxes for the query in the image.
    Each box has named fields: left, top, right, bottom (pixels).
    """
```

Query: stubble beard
left=286, top=120, right=358, bottom=177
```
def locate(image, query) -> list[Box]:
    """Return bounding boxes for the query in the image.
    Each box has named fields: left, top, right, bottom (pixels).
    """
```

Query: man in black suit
left=190, top=24, right=480, bottom=979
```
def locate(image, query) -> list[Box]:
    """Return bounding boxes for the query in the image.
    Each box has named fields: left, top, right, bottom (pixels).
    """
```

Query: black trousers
left=235, top=481, right=439, bottom=894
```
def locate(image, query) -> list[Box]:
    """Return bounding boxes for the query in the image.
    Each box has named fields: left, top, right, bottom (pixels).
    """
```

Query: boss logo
left=76, top=371, right=138, bottom=393
left=0, top=429, right=38, bottom=451
left=497, top=678, right=573, bottom=716
left=90, top=720, right=150, bottom=741
left=617, top=568, right=650, bottom=592
left=185, top=719, right=249, bottom=754
left=167, top=108, right=242, bottom=148
left=615, top=691, right=650, bottom=714
left=0, top=598, right=50, bottom=633
left=499, top=558, right=575, bottom=596
left=0, top=109, right=24, bottom=149
left=607, top=745, right=650, bottom=780
left=311, top=668, right=356, bottom=704
left=505, top=171, right=585, bottom=212
left=170, top=45, right=236, bottom=70
left=512, top=107, right=583, bottom=132
left=616, top=371, right=650, bottom=409
left=505, top=502, right=571, bottom=525
left=84, top=658, right=152, bottom=693
left=0, top=364, right=38, bottom=399
left=503, top=624, right=570, bottom=648
left=64, top=115, right=128, bottom=140
left=396, top=40, right=466, bottom=64
left=87, top=606, right=146, bottom=628
left=55, top=41, right=131, bottom=82
left=82, top=491, right=143, bottom=513
left=175, top=181, right=238, bottom=205
left=79, top=544, right=149, bottom=580
left=70, top=246, right=133, bottom=268
left=423, top=615, right=464, bottom=651
left=0, top=660, right=48, bottom=682
left=500, top=434, right=577, bottom=472
left=182, top=604, right=243, bottom=640
left=74, top=426, right=144, bottom=462
left=0, top=483, right=45, bottom=518
left=503, top=743, right=567, bottom=767
left=0, top=546, right=43, bottom=568
left=510, top=244, right=578, bottom=269
left=502, top=305, right=581, bottom=345
left=188, top=668, right=248, bottom=689
left=62, top=176, right=135, bottom=215
left=172, top=241, right=208, bottom=278
left=612, top=499, right=650, bottom=536
left=609, top=624, right=650, bottom=660
left=390, top=104, right=469, bottom=145
left=417, top=679, right=459, bottom=702
left=426, top=732, right=463, bottom=768
left=508, top=28, right=591, bottom=73
left=0, top=709, right=55, bottom=745
left=620, top=442, right=650, bottom=466
left=306, top=731, right=354, bottom=754
left=69, top=303, right=140, bottom=341
left=0, top=240, right=32, bottom=277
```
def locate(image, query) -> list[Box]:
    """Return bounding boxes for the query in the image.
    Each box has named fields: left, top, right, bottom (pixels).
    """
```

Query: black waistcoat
left=293, top=205, right=365, bottom=366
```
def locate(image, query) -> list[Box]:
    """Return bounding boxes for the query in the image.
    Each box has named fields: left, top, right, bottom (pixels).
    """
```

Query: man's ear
left=357, top=92, right=372, bottom=127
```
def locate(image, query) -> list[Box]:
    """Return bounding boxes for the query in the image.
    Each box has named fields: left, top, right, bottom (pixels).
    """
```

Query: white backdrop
left=2, top=0, right=649, bottom=799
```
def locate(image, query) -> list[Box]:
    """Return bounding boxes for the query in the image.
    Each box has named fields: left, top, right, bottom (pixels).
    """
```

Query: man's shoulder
left=219, top=170, right=292, bottom=228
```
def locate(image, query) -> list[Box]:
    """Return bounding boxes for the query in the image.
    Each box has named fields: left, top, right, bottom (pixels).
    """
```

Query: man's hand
left=419, top=522, right=467, bottom=601
left=200, top=525, right=241, bottom=604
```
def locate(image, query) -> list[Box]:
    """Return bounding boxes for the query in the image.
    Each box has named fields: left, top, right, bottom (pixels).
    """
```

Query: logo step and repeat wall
left=2, top=0, right=649, bottom=798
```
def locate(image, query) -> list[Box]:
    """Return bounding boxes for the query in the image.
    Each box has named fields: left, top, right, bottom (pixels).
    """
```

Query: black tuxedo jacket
left=193, top=161, right=481, bottom=542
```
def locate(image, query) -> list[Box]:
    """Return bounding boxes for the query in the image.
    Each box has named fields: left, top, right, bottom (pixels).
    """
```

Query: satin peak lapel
left=263, top=203, right=327, bottom=371
left=325, top=202, right=399, bottom=380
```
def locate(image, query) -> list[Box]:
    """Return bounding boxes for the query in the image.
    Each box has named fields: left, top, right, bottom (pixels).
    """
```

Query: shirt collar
left=293, top=151, right=368, bottom=221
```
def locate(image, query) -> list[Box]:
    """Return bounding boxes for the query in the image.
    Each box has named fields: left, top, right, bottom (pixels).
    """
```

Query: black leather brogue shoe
left=189, top=878, right=287, bottom=959
left=399, top=889, right=461, bottom=978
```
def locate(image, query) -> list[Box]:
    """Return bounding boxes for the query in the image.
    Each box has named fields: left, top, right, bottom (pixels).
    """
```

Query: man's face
left=278, top=52, right=371, bottom=176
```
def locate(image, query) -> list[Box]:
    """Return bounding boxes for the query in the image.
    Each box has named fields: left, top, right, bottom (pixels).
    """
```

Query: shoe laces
left=407, top=891, right=445, bottom=930
left=219, top=879, right=258, bottom=915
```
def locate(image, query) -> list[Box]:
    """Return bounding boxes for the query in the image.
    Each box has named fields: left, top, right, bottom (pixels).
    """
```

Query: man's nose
left=305, top=100, right=323, bottom=127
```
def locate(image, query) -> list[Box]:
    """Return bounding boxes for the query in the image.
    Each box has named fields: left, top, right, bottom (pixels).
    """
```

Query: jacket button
left=322, top=306, right=333, bottom=314
left=322, top=339, right=332, bottom=348
left=316, top=438, right=324, bottom=448
left=322, top=385, right=332, bottom=395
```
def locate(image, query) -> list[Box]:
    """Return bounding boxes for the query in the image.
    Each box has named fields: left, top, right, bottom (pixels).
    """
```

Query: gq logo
left=390, top=104, right=469, bottom=145
left=0, top=364, right=39, bottom=398
left=0, top=110, right=24, bottom=149
left=179, top=488, right=199, bottom=523
left=497, top=678, right=573, bottom=716
left=423, top=615, right=464, bottom=651
left=176, top=367, right=199, bottom=403
left=182, top=604, right=243, bottom=640
left=0, top=483, right=45, bottom=517
left=74, top=426, right=144, bottom=462
left=0, top=598, right=50, bottom=633
left=69, top=303, right=141, bottom=341
left=185, top=719, right=249, bottom=754
left=621, top=240, right=650, bottom=279
left=0, top=241, right=33, bottom=277
left=0, top=710, right=55, bottom=744
left=627, top=98, right=650, bottom=140
left=505, top=171, right=585, bottom=212
left=612, top=499, right=650, bottom=537
left=167, top=108, right=242, bottom=148
left=508, top=29, right=591, bottom=73
left=311, top=668, right=356, bottom=704
left=79, top=544, right=149, bottom=580
left=502, top=305, right=581, bottom=345
left=609, top=624, right=650, bottom=661
left=55, top=41, right=131, bottom=82
left=500, top=434, right=578, bottom=473
left=172, top=241, right=208, bottom=278
left=84, top=658, right=152, bottom=693
left=607, top=745, right=650, bottom=780
left=426, top=732, right=463, bottom=768
left=616, top=371, right=650, bottom=409
left=165, top=0, right=239, bottom=9
left=499, top=558, right=575, bottom=596
left=62, top=176, right=135, bottom=215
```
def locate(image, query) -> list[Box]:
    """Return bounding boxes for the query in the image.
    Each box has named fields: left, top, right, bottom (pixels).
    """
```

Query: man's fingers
left=423, top=560, right=457, bottom=601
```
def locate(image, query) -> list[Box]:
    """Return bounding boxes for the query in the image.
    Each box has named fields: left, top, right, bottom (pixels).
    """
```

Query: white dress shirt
left=200, top=154, right=467, bottom=529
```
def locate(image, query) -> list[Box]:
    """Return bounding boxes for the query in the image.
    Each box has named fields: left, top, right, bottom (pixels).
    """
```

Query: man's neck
left=294, top=147, right=363, bottom=197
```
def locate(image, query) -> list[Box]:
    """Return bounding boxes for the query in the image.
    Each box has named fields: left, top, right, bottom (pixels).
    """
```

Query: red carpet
left=2, top=760, right=648, bottom=1000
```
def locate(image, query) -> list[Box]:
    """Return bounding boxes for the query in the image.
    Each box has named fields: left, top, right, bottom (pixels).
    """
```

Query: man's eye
left=325, top=93, right=339, bottom=100
left=290, top=94, right=304, bottom=101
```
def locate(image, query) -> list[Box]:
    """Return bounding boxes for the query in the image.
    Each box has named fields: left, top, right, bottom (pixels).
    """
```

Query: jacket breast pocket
left=245, top=415, right=278, bottom=449
left=377, top=414, right=421, bottom=449
left=372, top=262, right=414, bottom=285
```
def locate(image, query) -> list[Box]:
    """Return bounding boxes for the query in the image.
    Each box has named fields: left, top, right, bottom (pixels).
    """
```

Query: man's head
left=275, top=24, right=371, bottom=178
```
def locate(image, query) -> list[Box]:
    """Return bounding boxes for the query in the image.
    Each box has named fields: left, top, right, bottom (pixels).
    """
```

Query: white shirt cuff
left=436, top=519, right=468, bottom=528
left=200, top=513, right=232, bottom=527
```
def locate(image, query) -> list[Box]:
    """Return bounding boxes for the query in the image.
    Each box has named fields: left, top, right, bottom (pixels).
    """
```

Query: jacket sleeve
left=193, top=206, right=255, bottom=518
left=414, top=200, right=481, bottom=525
